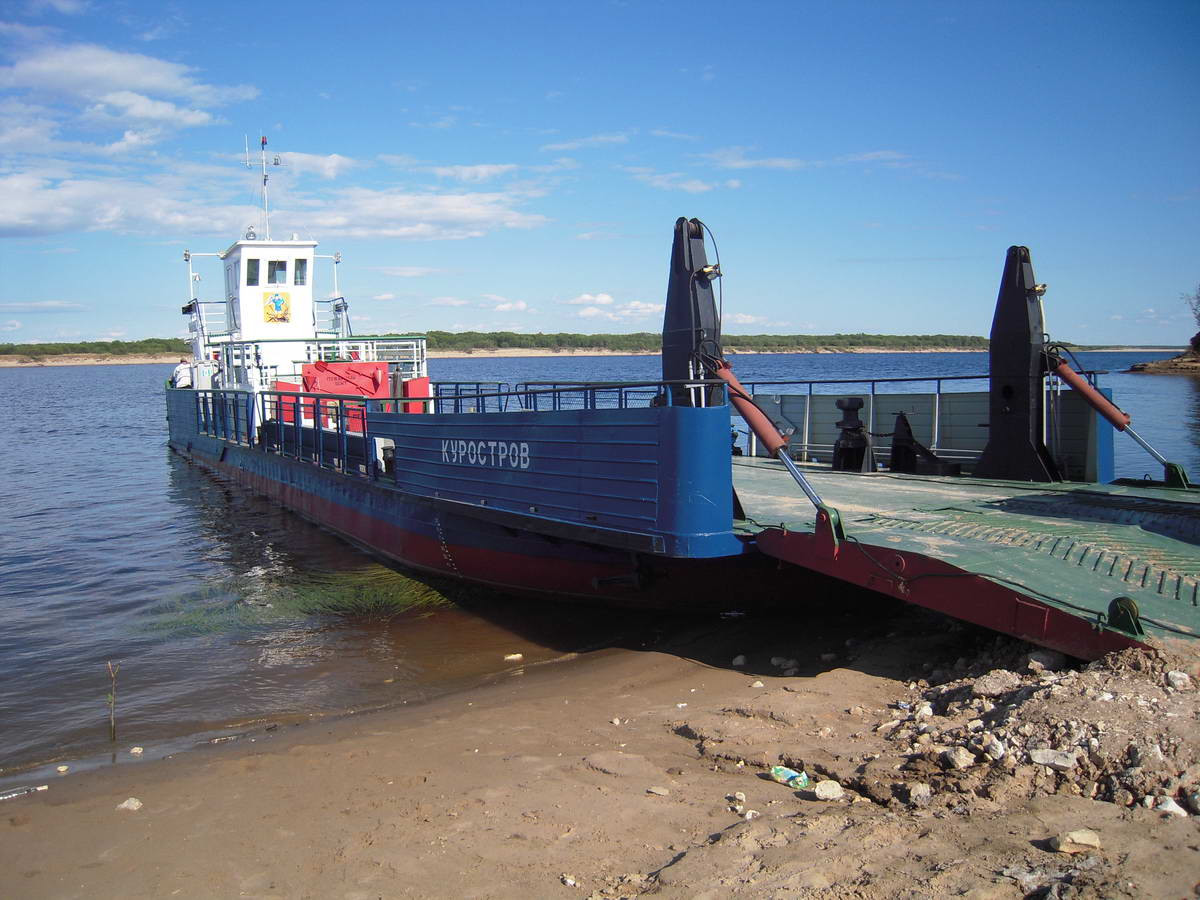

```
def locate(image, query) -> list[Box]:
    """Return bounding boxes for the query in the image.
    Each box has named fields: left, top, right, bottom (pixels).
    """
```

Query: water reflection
left=1184, top=375, right=1200, bottom=464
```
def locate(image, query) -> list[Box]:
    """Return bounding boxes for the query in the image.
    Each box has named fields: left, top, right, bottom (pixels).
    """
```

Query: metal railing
left=741, top=370, right=1104, bottom=461
left=430, top=380, right=729, bottom=414
left=195, top=390, right=256, bottom=447
left=191, top=380, right=731, bottom=481
left=312, top=338, right=427, bottom=380
left=259, top=390, right=375, bottom=475
left=196, top=336, right=429, bottom=384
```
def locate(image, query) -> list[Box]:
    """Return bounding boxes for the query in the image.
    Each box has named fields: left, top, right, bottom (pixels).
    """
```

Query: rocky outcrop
left=1129, top=332, right=1200, bottom=373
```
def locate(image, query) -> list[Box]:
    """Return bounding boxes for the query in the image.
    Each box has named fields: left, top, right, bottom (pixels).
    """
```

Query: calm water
left=0, top=351, right=1194, bottom=776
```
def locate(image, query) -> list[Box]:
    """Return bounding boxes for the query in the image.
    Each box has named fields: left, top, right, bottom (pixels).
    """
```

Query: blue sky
left=0, top=0, right=1196, bottom=345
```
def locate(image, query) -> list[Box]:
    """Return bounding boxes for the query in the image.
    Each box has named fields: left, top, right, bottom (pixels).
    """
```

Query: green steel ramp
left=734, top=458, right=1200, bottom=660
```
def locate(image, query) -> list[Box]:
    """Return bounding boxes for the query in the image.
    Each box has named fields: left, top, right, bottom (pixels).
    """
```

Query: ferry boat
left=165, top=166, right=1199, bottom=661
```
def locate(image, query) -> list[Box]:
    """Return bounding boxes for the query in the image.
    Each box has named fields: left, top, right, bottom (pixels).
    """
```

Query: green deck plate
left=732, top=458, right=1200, bottom=644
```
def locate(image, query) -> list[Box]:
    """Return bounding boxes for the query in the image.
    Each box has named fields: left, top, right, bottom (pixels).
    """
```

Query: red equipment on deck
left=274, top=362, right=426, bottom=431
left=302, top=361, right=389, bottom=398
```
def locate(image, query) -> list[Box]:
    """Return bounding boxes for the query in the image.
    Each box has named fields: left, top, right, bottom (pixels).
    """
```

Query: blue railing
left=195, top=390, right=256, bottom=447
left=258, top=390, right=376, bottom=476
left=428, top=380, right=727, bottom=413
left=193, top=380, right=730, bottom=480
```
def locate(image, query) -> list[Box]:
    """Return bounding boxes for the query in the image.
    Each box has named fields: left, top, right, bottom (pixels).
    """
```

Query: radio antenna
left=244, top=133, right=282, bottom=240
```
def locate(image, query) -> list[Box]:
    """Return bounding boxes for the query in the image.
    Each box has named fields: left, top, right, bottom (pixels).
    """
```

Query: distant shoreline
left=0, top=345, right=1182, bottom=368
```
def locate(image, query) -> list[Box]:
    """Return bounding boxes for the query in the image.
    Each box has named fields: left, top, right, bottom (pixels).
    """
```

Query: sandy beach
left=4, top=594, right=1197, bottom=899
left=0, top=353, right=185, bottom=367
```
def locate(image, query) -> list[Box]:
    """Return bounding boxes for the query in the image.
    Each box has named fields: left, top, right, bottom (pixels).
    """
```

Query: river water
left=0, top=351, right=1195, bottom=778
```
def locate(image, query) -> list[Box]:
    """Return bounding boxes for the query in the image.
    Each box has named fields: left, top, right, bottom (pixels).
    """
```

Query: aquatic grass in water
left=286, top=570, right=453, bottom=618
left=143, top=565, right=454, bottom=637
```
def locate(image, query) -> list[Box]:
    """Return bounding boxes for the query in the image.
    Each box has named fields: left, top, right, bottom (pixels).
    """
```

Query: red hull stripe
left=198, top=452, right=639, bottom=600
left=756, top=527, right=1141, bottom=661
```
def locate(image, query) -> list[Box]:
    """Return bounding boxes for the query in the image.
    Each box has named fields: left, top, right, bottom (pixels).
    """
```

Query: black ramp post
left=661, top=217, right=722, bottom=406
left=974, top=246, right=1061, bottom=482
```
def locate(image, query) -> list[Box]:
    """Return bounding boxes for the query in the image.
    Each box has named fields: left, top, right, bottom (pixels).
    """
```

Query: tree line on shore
left=0, top=332, right=992, bottom=358
left=0, top=338, right=191, bottom=357
left=17, top=331, right=1180, bottom=358
left=420, top=331, right=991, bottom=352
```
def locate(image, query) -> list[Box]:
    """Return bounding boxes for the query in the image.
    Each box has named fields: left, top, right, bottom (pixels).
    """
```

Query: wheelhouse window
left=268, top=260, right=287, bottom=284
left=246, top=259, right=260, bottom=286
left=294, top=259, right=308, bottom=286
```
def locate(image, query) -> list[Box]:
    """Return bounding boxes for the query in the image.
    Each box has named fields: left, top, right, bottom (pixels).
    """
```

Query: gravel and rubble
left=877, top=642, right=1200, bottom=815
left=647, top=623, right=1200, bottom=898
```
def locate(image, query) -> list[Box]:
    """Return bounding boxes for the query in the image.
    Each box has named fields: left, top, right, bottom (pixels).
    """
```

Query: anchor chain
left=433, top=515, right=460, bottom=575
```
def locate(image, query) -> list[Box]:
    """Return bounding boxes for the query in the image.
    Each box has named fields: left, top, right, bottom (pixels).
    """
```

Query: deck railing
left=741, top=370, right=1104, bottom=462
left=258, top=390, right=375, bottom=475
left=191, top=380, right=730, bottom=481
left=195, top=389, right=256, bottom=447
left=431, top=380, right=727, bottom=413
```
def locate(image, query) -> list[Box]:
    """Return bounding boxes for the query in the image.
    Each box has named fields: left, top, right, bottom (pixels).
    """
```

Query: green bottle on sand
left=770, top=765, right=810, bottom=789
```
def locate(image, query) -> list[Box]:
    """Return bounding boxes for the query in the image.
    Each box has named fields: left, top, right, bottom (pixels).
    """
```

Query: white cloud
left=0, top=22, right=56, bottom=41
left=430, top=164, right=517, bottom=182
left=704, top=147, right=809, bottom=170
left=0, top=176, right=549, bottom=241
left=0, top=41, right=256, bottom=155
left=28, top=0, right=90, bottom=12
left=483, top=294, right=530, bottom=312
left=623, top=166, right=738, bottom=194
left=650, top=129, right=698, bottom=141
left=86, top=90, right=213, bottom=127
left=0, top=43, right=257, bottom=107
left=575, top=231, right=619, bottom=241
left=724, top=313, right=767, bottom=325
left=378, top=153, right=420, bottom=167
left=564, top=292, right=614, bottom=306
left=705, top=146, right=909, bottom=170
left=620, top=300, right=663, bottom=316
left=377, top=266, right=440, bottom=277
left=0, top=320, right=20, bottom=331
left=0, top=171, right=253, bottom=237
left=284, top=152, right=358, bottom=179
left=428, top=297, right=470, bottom=307
left=841, top=151, right=908, bottom=163
left=0, top=300, right=85, bottom=311
left=372, top=293, right=395, bottom=301
left=309, top=187, right=548, bottom=240
left=540, top=132, right=629, bottom=152
left=409, top=114, right=457, bottom=129
left=102, top=128, right=161, bottom=154
left=529, top=157, right=579, bottom=173
left=575, top=299, right=663, bottom=321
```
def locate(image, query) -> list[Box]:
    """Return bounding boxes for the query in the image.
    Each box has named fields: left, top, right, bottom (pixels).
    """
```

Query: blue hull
left=167, top=389, right=767, bottom=607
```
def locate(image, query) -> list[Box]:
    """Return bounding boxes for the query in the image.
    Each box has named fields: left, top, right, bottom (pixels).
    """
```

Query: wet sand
left=5, top=603, right=1197, bottom=899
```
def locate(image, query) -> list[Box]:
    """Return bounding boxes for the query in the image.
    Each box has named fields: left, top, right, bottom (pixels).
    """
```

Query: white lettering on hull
left=440, top=438, right=531, bottom=469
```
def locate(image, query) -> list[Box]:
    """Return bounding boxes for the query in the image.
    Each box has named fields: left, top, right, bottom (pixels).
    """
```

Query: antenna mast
left=245, top=134, right=281, bottom=240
